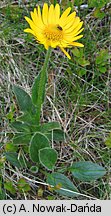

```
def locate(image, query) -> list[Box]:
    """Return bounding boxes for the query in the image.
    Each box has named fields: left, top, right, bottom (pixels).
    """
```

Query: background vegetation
left=0, top=0, right=111, bottom=199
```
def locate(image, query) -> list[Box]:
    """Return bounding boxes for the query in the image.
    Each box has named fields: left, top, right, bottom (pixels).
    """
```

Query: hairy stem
left=36, top=47, right=52, bottom=124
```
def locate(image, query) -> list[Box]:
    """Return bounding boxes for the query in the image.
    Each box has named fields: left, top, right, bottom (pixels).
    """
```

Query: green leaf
left=6, top=104, right=15, bottom=122
left=5, top=152, right=24, bottom=168
left=99, top=66, right=107, bottom=73
left=96, top=56, right=102, bottom=65
left=13, top=85, right=35, bottom=113
left=32, top=72, right=46, bottom=106
left=78, top=58, right=90, bottom=67
left=70, top=161, right=106, bottom=182
left=93, top=8, right=105, bottom=19
left=96, top=49, right=109, bottom=65
left=17, top=112, right=37, bottom=125
left=78, top=68, right=86, bottom=76
left=41, top=122, right=61, bottom=132
left=30, top=166, right=39, bottom=173
left=5, top=142, right=18, bottom=152
left=30, top=122, right=61, bottom=133
left=13, top=133, right=31, bottom=145
left=11, top=120, right=41, bottom=133
left=72, top=47, right=81, bottom=57
left=4, top=181, right=16, bottom=194
left=74, top=0, right=84, bottom=6
left=0, top=157, right=6, bottom=169
left=46, top=129, right=65, bottom=142
left=6, top=112, right=14, bottom=121
left=0, top=191, right=6, bottom=200
left=47, top=172, right=79, bottom=198
left=29, top=132, right=50, bottom=163
left=17, top=178, right=31, bottom=192
left=105, top=134, right=111, bottom=148
left=39, top=148, right=58, bottom=170
left=88, top=0, right=107, bottom=8
left=11, top=121, right=31, bottom=132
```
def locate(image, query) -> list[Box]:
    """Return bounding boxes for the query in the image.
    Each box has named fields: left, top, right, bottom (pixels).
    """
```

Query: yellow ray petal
left=64, top=28, right=84, bottom=40
left=55, top=4, right=60, bottom=23
left=59, top=7, right=71, bottom=25
left=72, top=28, right=84, bottom=37
left=31, top=8, right=44, bottom=30
left=33, top=8, right=38, bottom=21
left=37, top=5, right=42, bottom=19
left=65, top=21, right=83, bottom=33
left=42, top=3, right=48, bottom=25
left=62, top=16, right=76, bottom=31
left=24, top=28, right=35, bottom=35
left=72, top=17, right=80, bottom=30
left=62, top=12, right=76, bottom=27
left=59, top=41, right=68, bottom=47
left=48, top=4, right=55, bottom=24
left=30, top=11, right=35, bottom=22
left=72, top=34, right=83, bottom=41
left=74, top=21, right=83, bottom=31
left=38, top=37, right=47, bottom=44
left=60, top=47, right=71, bottom=59
left=32, top=9, right=39, bottom=25
left=71, top=42, right=84, bottom=47
left=34, top=6, right=44, bottom=29
left=50, top=40, right=59, bottom=48
left=44, top=42, right=49, bottom=50
left=64, top=32, right=83, bottom=41
left=24, top=16, right=36, bottom=30
left=37, top=5, right=44, bottom=26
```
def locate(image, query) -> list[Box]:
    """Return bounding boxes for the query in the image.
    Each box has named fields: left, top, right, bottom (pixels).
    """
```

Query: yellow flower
left=24, top=3, right=84, bottom=59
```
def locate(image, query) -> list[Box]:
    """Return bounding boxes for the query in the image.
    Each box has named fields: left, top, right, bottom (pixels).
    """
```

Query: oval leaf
left=29, top=132, right=50, bottom=163
left=70, top=161, right=106, bottom=182
left=47, top=172, right=78, bottom=198
left=39, top=148, right=58, bottom=170
left=13, top=85, right=35, bottom=113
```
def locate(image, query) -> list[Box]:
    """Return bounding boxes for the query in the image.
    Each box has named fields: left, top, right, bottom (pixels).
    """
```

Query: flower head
left=24, top=3, right=84, bottom=59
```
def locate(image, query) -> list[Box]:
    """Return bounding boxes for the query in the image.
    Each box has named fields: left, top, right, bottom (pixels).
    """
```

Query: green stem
left=36, top=47, right=52, bottom=124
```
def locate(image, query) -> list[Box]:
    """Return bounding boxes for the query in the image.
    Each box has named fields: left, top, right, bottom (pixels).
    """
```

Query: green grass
left=0, top=0, right=111, bottom=200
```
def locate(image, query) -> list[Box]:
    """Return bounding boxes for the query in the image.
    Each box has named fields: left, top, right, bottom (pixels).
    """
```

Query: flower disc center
left=44, top=24, right=63, bottom=41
